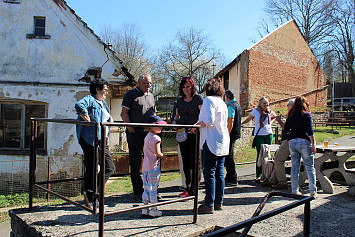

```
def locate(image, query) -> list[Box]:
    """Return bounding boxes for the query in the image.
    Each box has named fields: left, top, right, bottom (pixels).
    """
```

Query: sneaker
left=141, top=208, right=149, bottom=216
left=310, top=192, right=318, bottom=199
left=271, top=184, right=288, bottom=190
left=198, top=204, right=214, bottom=214
left=214, top=203, right=223, bottom=211
left=179, top=191, right=189, bottom=197
left=149, top=208, right=162, bottom=217
left=293, top=190, right=302, bottom=195
left=225, top=181, right=238, bottom=187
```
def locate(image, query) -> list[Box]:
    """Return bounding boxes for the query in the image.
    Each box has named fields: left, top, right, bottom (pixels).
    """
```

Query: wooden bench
left=313, top=121, right=349, bottom=129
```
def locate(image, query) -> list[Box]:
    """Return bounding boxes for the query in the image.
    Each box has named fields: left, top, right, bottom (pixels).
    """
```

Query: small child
left=141, top=115, right=167, bottom=217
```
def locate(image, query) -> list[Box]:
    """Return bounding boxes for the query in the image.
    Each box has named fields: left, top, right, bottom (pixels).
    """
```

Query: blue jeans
left=289, top=138, right=317, bottom=193
left=202, top=143, right=225, bottom=207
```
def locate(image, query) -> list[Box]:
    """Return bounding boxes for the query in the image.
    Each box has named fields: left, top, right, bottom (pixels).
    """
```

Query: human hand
left=80, top=114, right=91, bottom=126
left=187, top=128, right=196, bottom=134
left=311, top=144, right=316, bottom=154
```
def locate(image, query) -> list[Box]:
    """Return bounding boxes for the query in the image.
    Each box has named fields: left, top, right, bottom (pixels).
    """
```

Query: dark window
left=3, top=0, right=21, bottom=3
left=26, top=16, right=50, bottom=39
left=0, top=103, right=46, bottom=153
left=34, top=17, right=46, bottom=36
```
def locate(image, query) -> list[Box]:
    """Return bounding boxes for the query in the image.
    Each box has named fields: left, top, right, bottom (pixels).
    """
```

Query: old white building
left=0, top=0, right=134, bottom=194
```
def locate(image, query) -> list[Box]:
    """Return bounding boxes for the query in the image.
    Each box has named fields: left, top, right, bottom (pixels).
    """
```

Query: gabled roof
left=216, top=19, right=311, bottom=78
left=52, top=0, right=135, bottom=84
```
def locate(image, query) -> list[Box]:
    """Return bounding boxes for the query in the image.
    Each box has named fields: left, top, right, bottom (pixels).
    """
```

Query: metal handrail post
left=99, top=124, right=107, bottom=237
left=93, top=123, right=99, bottom=215
left=193, top=128, right=200, bottom=223
left=303, top=201, right=311, bottom=237
left=29, top=120, right=36, bottom=211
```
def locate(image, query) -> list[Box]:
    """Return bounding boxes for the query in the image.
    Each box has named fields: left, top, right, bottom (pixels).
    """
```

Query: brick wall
left=237, top=20, right=328, bottom=112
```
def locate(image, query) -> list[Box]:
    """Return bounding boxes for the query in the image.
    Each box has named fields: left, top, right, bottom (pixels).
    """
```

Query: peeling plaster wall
left=0, top=0, right=118, bottom=83
left=0, top=0, right=128, bottom=176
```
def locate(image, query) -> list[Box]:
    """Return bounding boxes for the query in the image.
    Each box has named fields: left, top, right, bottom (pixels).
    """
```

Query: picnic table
left=314, top=145, right=355, bottom=194
left=261, top=144, right=355, bottom=194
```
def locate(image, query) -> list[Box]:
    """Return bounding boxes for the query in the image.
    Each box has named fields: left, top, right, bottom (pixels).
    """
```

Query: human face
left=260, top=99, right=269, bottom=111
left=95, top=85, right=108, bottom=101
left=151, top=126, right=162, bottom=134
left=182, top=81, right=192, bottom=97
left=138, top=76, right=152, bottom=93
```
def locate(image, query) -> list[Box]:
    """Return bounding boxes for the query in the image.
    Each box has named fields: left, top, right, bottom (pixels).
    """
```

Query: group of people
left=242, top=96, right=317, bottom=198
left=74, top=74, right=318, bottom=218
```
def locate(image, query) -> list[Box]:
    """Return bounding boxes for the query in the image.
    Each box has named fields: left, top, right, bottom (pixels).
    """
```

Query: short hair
left=178, top=77, right=197, bottom=98
left=205, top=77, right=225, bottom=97
left=138, top=74, right=151, bottom=82
left=89, top=78, right=109, bottom=95
left=225, top=89, right=235, bottom=100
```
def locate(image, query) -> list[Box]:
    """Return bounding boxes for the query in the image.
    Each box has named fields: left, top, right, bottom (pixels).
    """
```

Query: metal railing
left=203, top=191, right=314, bottom=237
left=29, top=118, right=201, bottom=237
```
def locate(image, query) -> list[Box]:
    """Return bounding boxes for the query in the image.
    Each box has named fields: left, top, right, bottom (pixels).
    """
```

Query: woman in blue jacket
left=75, top=78, right=115, bottom=208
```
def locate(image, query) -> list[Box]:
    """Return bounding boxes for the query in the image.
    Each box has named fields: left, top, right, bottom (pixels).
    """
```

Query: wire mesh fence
left=2, top=128, right=179, bottom=198
left=0, top=155, right=83, bottom=199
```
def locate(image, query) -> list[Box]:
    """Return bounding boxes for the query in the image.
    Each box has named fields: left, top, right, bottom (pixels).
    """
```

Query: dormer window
left=26, top=16, right=51, bottom=39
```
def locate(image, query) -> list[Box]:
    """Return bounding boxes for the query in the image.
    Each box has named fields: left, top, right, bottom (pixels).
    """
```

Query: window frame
left=26, top=16, right=51, bottom=39
left=0, top=101, right=48, bottom=155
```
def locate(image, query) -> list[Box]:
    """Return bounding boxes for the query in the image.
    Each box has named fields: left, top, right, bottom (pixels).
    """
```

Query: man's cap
left=146, top=115, right=167, bottom=124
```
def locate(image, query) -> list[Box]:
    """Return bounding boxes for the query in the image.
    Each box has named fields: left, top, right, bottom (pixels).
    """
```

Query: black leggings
left=179, top=133, right=197, bottom=195
left=79, top=137, right=114, bottom=202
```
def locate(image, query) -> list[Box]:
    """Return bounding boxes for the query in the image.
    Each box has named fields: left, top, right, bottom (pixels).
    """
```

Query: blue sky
left=65, top=0, right=266, bottom=61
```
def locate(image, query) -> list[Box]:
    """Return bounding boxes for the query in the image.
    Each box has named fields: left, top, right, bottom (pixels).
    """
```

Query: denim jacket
left=75, top=95, right=111, bottom=146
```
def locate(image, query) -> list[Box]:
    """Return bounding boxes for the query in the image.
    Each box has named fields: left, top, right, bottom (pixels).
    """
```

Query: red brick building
left=216, top=19, right=328, bottom=113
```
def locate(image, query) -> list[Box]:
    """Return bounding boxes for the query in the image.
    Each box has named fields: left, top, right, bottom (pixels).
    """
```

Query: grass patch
left=0, top=193, right=29, bottom=208
left=313, top=126, right=355, bottom=144
left=235, top=145, right=257, bottom=164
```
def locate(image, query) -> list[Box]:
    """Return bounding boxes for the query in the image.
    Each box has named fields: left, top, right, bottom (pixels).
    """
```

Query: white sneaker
left=310, top=192, right=318, bottom=199
left=149, top=208, right=162, bottom=217
left=141, top=208, right=149, bottom=216
left=293, top=190, right=302, bottom=195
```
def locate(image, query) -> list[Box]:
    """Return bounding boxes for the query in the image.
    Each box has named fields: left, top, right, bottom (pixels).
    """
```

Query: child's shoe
left=148, top=207, right=162, bottom=217
left=141, top=208, right=149, bottom=216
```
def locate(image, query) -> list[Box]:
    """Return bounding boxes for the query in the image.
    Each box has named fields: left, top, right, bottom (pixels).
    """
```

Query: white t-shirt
left=198, top=96, right=229, bottom=156
left=251, top=109, right=274, bottom=136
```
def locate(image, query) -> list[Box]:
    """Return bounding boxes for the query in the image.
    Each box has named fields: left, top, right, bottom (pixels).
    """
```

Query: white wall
left=0, top=0, right=128, bottom=175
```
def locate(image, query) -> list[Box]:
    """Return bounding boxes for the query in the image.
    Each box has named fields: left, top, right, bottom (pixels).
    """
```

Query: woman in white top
left=242, top=97, right=276, bottom=180
left=196, top=78, right=229, bottom=214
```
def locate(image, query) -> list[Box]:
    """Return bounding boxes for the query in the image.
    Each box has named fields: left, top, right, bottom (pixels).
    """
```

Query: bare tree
left=99, top=23, right=152, bottom=79
left=329, top=0, right=355, bottom=94
left=155, top=28, right=225, bottom=95
left=259, top=0, right=336, bottom=53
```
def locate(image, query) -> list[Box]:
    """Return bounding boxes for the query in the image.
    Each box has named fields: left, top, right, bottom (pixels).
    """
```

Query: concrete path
left=5, top=135, right=355, bottom=236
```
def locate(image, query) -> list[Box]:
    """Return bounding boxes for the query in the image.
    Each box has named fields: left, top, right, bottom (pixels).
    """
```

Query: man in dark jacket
left=224, top=90, right=242, bottom=186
